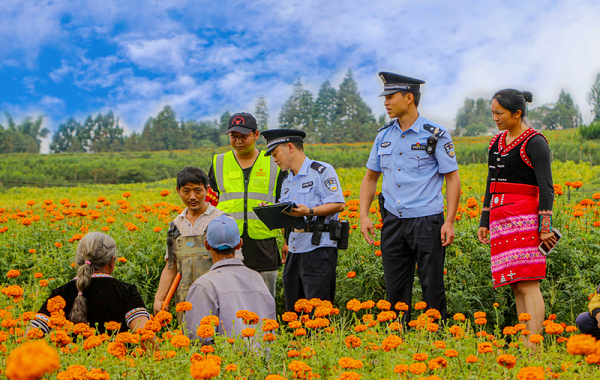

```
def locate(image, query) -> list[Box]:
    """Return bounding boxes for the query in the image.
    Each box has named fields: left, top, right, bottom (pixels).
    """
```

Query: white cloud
left=2, top=0, right=600, bottom=136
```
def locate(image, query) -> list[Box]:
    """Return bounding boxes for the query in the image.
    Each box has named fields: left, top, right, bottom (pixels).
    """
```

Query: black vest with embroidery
left=488, top=129, right=543, bottom=187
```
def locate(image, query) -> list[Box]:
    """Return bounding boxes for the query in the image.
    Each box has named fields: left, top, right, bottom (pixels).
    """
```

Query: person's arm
left=477, top=157, right=494, bottom=244
left=286, top=202, right=345, bottom=217
left=129, top=315, right=157, bottom=351
left=527, top=135, right=556, bottom=249
left=441, top=170, right=460, bottom=246
left=153, top=262, right=178, bottom=315
left=359, top=169, right=381, bottom=245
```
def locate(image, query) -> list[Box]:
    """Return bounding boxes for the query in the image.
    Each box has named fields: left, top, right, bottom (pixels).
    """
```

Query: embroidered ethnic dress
left=480, top=128, right=554, bottom=288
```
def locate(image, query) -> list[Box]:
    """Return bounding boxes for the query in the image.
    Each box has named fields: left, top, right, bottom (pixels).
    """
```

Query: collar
left=393, top=115, right=424, bottom=134
left=177, top=204, right=216, bottom=220
left=287, top=157, right=311, bottom=180
left=210, top=258, right=245, bottom=271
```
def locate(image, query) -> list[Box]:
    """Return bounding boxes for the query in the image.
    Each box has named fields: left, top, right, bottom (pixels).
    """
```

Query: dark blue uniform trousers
left=576, top=312, right=600, bottom=340
left=283, top=247, right=337, bottom=312
left=381, top=212, right=447, bottom=323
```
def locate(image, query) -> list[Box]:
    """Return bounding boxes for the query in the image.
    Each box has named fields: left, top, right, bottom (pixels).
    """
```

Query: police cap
left=260, top=129, right=306, bottom=156
left=378, top=72, right=425, bottom=96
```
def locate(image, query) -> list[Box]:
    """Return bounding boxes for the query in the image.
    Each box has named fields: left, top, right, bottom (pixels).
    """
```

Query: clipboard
left=253, top=202, right=307, bottom=230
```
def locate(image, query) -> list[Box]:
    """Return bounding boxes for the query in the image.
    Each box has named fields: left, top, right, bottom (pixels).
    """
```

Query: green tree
left=186, top=120, right=220, bottom=147
left=332, top=69, right=377, bottom=143
left=219, top=111, right=231, bottom=134
left=278, top=79, right=314, bottom=132
left=254, top=96, right=269, bottom=130
left=312, top=80, right=338, bottom=143
left=89, top=111, right=125, bottom=152
left=587, top=73, right=600, bottom=121
left=530, top=90, right=582, bottom=130
left=50, top=118, right=85, bottom=153
left=0, top=112, right=49, bottom=153
left=455, top=98, right=494, bottom=136
left=141, top=106, right=192, bottom=151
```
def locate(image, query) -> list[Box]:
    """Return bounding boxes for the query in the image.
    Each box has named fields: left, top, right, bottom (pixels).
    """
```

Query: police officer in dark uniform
left=359, top=72, right=461, bottom=322
left=261, top=129, right=346, bottom=312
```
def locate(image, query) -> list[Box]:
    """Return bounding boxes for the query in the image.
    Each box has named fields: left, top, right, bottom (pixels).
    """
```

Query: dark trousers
left=283, top=247, right=337, bottom=312
left=381, top=212, right=447, bottom=323
left=576, top=312, right=600, bottom=340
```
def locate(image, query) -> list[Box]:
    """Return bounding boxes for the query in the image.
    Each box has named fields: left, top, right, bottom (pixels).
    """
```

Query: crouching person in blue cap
left=185, top=214, right=276, bottom=341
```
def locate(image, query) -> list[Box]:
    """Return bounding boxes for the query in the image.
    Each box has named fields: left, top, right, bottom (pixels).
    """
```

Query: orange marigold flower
left=29, top=249, right=37, bottom=254
left=445, top=349, right=458, bottom=358
left=453, top=313, right=466, bottom=321
left=197, top=325, right=215, bottom=338
left=516, top=366, right=545, bottom=380
left=155, top=310, right=173, bottom=326
left=565, top=325, right=578, bottom=333
left=54, top=242, right=63, bottom=248
left=7, top=269, right=20, bottom=278
left=381, top=335, right=402, bottom=352
left=265, top=376, right=287, bottom=380
left=171, top=335, right=190, bottom=348
left=393, top=364, right=408, bottom=373
left=496, top=354, right=517, bottom=369
left=122, top=192, right=132, bottom=198
left=282, top=312, right=297, bottom=322
left=475, top=318, right=487, bottom=325
left=408, top=362, right=427, bottom=375
left=262, top=319, right=280, bottom=332
left=377, top=311, right=397, bottom=322
left=117, top=257, right=127, bottom=263
left=241, top=328, right=255, bottom=338
left=465, top=355, right=478, bottom=363
left=413, top=352, right=428, bottom=361
left=503, top=326, right=517, bottom=335
left=144, top=319, right=161, bottom=332
left=545, top=322, right=564, bottom=335
left=293, top=328, right=307, bottom=337
left=566, top=334, right=596, bottom=355
left=107, top=341, right=127, bottom=358
left=153, top=226, right=163, bottom=232
left=414, top=301, right=427, bottom=310
left=360, top=300, right=375, bottom=309
left=529, top=334, right=544, bottom=344
left=519, top=313, right=532, bottom=321
left=83, top=336, right=103, bottom=350
left=200, top=315, right=219, bottom=327
left=425, top=308, right=441, bottom=320
left=34, top=272, right=43, bottom=278
left=474, top=311, right=486, bottom=319
left=47, top=295, right=66, bottom=313
left=347, top=271, right=356, bottom=278
left=521, top=329, right=531, bottom=336
left=288, top=349, right=300, bottom=358
left=288, top=321, right=302, bottom=329
left=449, top=325, right=464, bottom=338
left=377, top=300, right=391, bottom=310
left=176, top=301, right=193, bottom=313
left=346, top=299, right=362, bottom=312
left=393, top=302, right=408, bottom=312
left=345, top=335, right=362, bottom=348
left=160, top=190, right=171, bottom=197
left=478, top=342, right=493, bottom=354
left=427, top=323, right=439, bottom=333
left=5, top=340, right=60, bottom=380
left=190, top=360, right=220, bottom=379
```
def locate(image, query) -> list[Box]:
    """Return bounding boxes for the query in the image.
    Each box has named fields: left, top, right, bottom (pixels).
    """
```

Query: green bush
left=579, top=121, right=600, bottom=140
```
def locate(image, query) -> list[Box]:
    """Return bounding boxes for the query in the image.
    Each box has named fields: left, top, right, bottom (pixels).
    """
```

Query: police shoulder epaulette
left=310, top=161, right=326, bottom=174
left=377, top=120, right=395, bottom=133
left=423, top=124, right=445, bottom=137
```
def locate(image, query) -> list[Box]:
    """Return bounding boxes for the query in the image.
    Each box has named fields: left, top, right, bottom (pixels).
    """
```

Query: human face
left=270, top=144, right=293, bottom=171
left=383, top=92, right=411, bottom=119
left=491, top=99, right=522, bottom=131
left=176, top=183, right=207, bottom=211
left=229, top=130, right=258, bottom=155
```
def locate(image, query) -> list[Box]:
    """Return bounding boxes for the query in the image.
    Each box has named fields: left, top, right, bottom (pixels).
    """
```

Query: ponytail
left=68, top=232, right=116, bottom=323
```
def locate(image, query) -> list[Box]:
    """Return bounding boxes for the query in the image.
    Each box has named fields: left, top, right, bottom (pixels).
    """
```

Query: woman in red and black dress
left=477, top=89, right=557, bottom=345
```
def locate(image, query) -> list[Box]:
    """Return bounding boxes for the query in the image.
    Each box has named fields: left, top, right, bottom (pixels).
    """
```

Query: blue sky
left=1, top=0, right=600, bottom=152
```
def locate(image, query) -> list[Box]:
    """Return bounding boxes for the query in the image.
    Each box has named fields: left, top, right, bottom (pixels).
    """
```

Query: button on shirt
left=279, top=157, right=345, bottom=253
left=366, top=116, right=458, bottom=218
left=185, top=258, right=276, bottom=341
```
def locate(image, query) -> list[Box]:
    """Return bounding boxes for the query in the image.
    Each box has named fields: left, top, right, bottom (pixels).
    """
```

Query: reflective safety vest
left=213, top=151, right=279, bottom=239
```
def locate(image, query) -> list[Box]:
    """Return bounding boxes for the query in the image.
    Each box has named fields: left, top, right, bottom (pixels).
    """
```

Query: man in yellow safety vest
left=208, top=112, right=286, bottom=299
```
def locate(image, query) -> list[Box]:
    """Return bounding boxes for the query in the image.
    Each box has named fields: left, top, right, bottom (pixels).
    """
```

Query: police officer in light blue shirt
left=359, top=72, right=461, bottom=323
left=261, top=129, right=345, bottom=312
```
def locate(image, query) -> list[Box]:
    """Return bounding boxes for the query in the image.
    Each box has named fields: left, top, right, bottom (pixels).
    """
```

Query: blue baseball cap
left=206, top=215, right=240, bottom=250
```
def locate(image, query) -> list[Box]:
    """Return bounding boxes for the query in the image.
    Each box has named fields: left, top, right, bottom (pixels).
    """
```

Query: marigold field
left=2, top=161, right=600, bottom=379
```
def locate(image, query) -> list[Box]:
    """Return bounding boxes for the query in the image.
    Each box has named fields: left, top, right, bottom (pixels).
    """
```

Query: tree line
left=3, top=71, right=600, bottom=154
left=455, top=74, right=600, bottom=137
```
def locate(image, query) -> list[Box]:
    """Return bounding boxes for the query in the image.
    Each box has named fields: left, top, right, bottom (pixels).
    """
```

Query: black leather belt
left=293, top=221, right=330, bottom=233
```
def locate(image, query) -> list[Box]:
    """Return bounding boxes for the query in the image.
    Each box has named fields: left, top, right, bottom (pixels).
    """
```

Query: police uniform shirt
left=366, top=116, right=458, bottom=219
left=279, top=157, right=345, bottom=254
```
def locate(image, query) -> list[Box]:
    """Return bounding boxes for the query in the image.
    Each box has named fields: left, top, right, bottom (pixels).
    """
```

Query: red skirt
left=489, top=183, right=546, bottom=288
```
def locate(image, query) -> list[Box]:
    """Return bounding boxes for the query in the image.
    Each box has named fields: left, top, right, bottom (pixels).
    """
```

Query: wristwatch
left=308, top=208, right=314, bottom=218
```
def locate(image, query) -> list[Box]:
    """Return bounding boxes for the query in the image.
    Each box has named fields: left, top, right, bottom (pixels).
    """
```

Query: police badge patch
left=381, top=141, right=391, bottom=148
left=444, top=142, right=455, bottom=157
left=324, top=177, right=339, bottom=192
left=302, top=181, right=313, bottom=188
